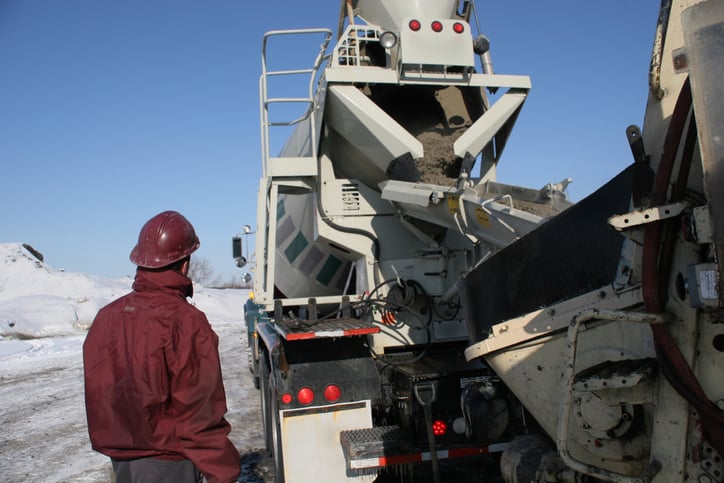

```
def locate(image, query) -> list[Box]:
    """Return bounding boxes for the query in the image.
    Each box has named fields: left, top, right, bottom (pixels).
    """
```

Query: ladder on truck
left=256, top=29, right=333, bottom=308
left=259, top=28, right=332, bottom=180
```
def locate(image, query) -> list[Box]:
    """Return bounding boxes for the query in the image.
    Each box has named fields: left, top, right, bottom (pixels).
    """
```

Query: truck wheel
left=270, top=374, right=285, bottom=483
left=260, top=354, right=273, bottom=456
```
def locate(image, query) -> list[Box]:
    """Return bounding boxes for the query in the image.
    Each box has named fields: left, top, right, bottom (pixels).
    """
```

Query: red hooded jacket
left=83, top=268, right=240, bottom=483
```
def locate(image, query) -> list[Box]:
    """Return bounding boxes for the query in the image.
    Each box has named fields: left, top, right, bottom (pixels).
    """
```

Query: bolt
left=673, top=52, right=688, bottom=71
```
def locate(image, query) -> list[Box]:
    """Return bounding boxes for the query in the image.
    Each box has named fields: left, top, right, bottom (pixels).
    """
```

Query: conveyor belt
left=460, top=164, right=635, bottom=344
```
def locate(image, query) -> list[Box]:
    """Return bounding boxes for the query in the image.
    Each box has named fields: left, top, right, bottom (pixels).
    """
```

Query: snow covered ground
left=0, top=243, right=269, bottom=482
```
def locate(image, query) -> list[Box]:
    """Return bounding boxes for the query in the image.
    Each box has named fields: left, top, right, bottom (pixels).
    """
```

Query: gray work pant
left=111, top=457, right=203, bottom=483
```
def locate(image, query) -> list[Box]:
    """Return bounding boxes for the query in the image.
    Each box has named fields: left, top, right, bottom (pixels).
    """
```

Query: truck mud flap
left=460, top=164, right=635, bottom=344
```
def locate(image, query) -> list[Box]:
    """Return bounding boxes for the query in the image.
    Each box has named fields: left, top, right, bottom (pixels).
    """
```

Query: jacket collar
left=132, top=268, right=194, bottom=298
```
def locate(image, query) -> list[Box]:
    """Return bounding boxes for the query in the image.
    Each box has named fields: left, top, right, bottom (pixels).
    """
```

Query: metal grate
left=334, top=27, right=382, bottom=67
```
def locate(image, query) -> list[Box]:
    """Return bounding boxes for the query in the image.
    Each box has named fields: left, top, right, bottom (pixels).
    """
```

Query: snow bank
left=192, top=287, right=247, bottom=323
left=0, top=243, right=132, bottom=339
left=0, top=242, right=249, bottom=343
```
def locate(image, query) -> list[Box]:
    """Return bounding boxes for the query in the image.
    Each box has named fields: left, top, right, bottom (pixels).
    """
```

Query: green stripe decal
left=284, top=232, right=308, bottom=263
left=277, top=198, right=286, bottom=221
left=317, top=255, right=342, bottom=286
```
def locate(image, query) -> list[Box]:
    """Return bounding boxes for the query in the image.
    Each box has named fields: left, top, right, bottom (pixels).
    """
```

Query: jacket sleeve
left=169, top=310, right=240, bottom=483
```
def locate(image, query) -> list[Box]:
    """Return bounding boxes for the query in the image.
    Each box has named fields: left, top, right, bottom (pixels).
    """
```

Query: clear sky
left=1, top=1, right=661, bottom=283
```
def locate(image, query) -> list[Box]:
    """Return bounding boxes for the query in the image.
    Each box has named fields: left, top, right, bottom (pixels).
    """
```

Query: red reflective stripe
left=284, top=327, right=379, bottom=340
left=380, top=453, right=422, bottom=466
left=285, top=332, right=316, bottom=341
left=374, top=447, right=487, bottom=467
left=354, top=445, right=511, bottom=469
left=448, top=447, right=485, bottom=458
left=344, top=327, right=380, bottom=336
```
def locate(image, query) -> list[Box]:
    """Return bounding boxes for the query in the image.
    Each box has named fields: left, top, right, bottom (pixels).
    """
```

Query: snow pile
left=0, top=243, right=132, bottom=339
left=0, top=242, right=247, bottom=342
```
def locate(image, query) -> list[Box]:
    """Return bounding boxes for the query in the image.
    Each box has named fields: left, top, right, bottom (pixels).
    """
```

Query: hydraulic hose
left=315, top=154, right=381, bottom=281
left=641, top=78, right=724, bottom=455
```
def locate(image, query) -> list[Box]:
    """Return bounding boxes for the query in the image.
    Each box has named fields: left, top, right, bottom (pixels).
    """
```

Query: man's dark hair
left=168, top=256, right=190, bottom=273
left=139, top=256, right=190, bottom=274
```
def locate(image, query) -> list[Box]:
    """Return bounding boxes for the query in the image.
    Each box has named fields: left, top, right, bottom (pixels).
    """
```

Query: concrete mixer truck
left=237, top=1, right=723, bottom=481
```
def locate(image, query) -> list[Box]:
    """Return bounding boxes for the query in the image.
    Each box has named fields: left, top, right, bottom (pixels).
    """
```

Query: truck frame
left=237, top=1, right=723, bottom=481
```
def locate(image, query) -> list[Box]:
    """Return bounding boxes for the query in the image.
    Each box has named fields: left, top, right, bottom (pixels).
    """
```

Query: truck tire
left=269, top=374, right=285, bottom=483
left=249, top=333, right=260, bottom=390
left=260, top=354, right=273, bottom=456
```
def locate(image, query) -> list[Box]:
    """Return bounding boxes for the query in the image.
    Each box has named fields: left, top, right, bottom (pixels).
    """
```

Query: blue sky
left=1, top=1, right=660, bottom=283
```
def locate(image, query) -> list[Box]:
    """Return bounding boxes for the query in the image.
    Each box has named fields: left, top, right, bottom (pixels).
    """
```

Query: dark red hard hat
left=129, top=211, right=200, bottom=268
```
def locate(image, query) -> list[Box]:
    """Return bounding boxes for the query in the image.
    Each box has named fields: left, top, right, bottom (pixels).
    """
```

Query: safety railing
left=259, top=28, right=333, bottom=180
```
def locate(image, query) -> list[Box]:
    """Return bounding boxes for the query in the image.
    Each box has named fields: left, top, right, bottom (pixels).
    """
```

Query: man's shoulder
left=178, top=301, right=210, bottom=326
left=95, top=292, right=134, bottom=315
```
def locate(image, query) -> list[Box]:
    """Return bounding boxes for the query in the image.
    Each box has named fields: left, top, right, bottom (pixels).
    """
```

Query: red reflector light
left=431, top=21, right=443, bottom=32
left=281, top=393, right=293, bottom=405
left=409, top=19, right=421, bottom=31
left=297, top=387, right=315, bottom=405
left=432, top=420, right=447, bottom=437
left=323, top=384, right=342, bottom=403
left=453, top=22, right=465, bottom=34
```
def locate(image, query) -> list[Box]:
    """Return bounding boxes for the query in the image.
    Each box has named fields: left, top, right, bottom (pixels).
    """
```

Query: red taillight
left=323, top=384, right=342, bottom=403
left=432, top=420, right=447, bottom=437
left=453, top=22, right=465, bottom=34
left=281, top=393, right=293, bottom=405
left=409, top=19, right=421, bottom=31
left=431, top=21, right=443, bottom=33
left=297, top=387, right=315, bottom=405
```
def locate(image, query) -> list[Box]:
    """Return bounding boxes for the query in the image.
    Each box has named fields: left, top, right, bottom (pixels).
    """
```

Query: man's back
left=84, top=267, right=240, bottom=482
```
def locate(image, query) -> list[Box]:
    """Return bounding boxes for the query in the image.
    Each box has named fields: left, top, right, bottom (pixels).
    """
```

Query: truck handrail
left=260, top=28, right=333, bottom=179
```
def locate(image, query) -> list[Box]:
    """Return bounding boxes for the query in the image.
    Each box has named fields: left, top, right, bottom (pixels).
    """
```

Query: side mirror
left=242, top=272, right=252, bottom=284
left=232, top=236, right=242, bottom=259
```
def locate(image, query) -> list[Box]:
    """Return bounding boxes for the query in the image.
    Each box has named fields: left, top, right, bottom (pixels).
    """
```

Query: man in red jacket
left=83, top=210, right=240, bottom=483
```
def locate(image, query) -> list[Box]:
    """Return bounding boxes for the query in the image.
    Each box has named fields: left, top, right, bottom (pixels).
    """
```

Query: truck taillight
left=453, top=22, right=465, bottom=34
left=297, top=387, right=315, bottom=405
left=409, top=19, right=421, bottom=31
left=432, top=420, right=447, bottom=437
left=281, top=393, right=293, bottom=405
left=323, top=384, right=342, bottom=403
left=431, top=21, right=443, bottom=33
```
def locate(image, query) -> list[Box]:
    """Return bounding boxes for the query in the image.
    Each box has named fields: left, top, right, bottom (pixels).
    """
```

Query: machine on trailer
left=236, top=0, right=723, bottom=481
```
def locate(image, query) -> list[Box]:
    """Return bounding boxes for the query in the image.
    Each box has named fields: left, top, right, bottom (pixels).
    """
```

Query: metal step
left=272, top=297, right=380, bottom=341
left=274, top=317, right=380, bottom=341
left=268, top=156, right=318, bottom=178
left=573, top=357, right=657, bottom=392
left=341, top=426, right=412, bottom=471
